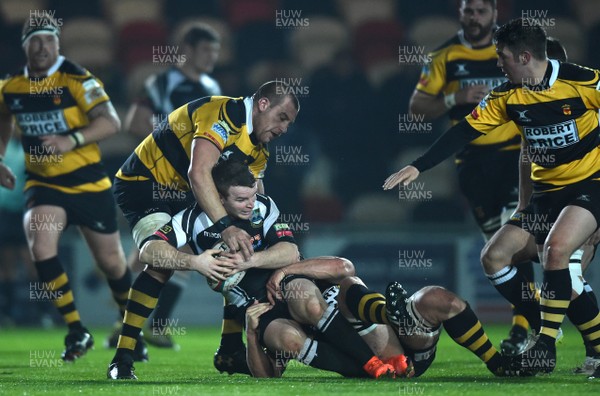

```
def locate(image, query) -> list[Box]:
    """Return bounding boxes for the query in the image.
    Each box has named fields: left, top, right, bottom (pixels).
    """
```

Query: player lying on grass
left=246, top=259, right=521, bottom=378
left=108, top=160, right=394, bottom=379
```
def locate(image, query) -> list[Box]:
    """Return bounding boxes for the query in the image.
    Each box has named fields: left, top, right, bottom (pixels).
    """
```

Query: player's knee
left=278, top=328, right=305, bottom=353
left=543, top=240, right=571, bottom=269
left=418, top=286, right=465, bottom=320
left=28, top=238, right=57, bottom=261
left=480, top=241, right=508, bottom=273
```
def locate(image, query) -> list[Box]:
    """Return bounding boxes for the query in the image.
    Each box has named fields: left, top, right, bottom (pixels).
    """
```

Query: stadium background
left=0, top=0, right=599, bottom=327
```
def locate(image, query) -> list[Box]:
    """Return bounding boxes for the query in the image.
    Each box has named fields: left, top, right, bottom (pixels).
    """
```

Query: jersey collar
left=244, top=96, right=254, bottom=134
left=522, top=59, right=558, bottom=91
left=24, top=55, right=65, bottom=78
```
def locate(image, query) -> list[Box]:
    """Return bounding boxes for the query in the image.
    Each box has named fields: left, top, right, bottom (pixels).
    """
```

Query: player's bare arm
left=266, top=257, right=355, bottom=304
left=40, top=101, right=121, bottom=154
left=139, top=239, right=235, bottom=281
left=0, top=112, right=16, bottom=189
left=245, top=301, right=279, bottom=378
left=188, top=138, right=254, bottom=260
left=231, top=241, right=299, bottom=272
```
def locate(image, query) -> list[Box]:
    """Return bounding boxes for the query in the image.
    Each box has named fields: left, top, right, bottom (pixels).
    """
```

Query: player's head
left=459, top=0, right=497, bottom=43
left=251, top=81, right=300, bottom=144
left=546, top=36, right=567, bottom=62
left=212, top=160, right=257, bottom=220
left=178, top=23, right=220, bottom=74
left=493, top=18, right=547, bottom=83
left=21, top=14, right=61, bottom=74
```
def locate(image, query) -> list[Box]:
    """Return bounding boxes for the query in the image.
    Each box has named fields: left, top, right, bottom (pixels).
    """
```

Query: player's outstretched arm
left=383, top=120, right=483, bottom=191
left=266, top=257, right=355, bottom=304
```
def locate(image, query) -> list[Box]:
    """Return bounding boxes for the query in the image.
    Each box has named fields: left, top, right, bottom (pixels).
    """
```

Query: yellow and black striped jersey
left=416, top=31, right=520, bottom=149
left=0, top=56, right=111, bottom=194
left=467, top=60, right=600, bottom=191
left=116, top=96, right=268, bottom=190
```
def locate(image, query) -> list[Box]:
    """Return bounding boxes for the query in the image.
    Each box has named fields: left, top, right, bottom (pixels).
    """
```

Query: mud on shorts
left=24, top=186, right=118, bottom=233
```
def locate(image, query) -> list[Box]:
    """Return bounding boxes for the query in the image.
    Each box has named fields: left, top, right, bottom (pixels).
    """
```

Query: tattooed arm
left=39, top=101, right=121, bottom=153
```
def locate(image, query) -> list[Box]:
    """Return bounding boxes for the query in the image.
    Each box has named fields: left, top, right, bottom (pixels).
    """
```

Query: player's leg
left=24, top=202, right=92, bottom=361
left=520, top=203, right=597, bottom=374
left=260, top=316, right=367, bottom=377
left=388, top=283, right=509, bottom=376
left=481, top=223, right=541, bottom=332
left=282, top=276, right=395, bottom=378
left=330, top=282, right=412, bottom=377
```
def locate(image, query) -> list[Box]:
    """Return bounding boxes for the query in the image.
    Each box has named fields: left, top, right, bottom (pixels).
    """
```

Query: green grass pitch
left=1, top=324, right=598, bottom=395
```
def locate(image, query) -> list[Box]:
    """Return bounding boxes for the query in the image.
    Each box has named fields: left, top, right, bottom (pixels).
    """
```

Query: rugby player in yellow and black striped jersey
left=409, top=0, right=530, bottom=355
left=385, top=18, right=600, bottom=377
left=109, top=81, right=299, bottom=373
left=0, top=15, right=133, bottom=362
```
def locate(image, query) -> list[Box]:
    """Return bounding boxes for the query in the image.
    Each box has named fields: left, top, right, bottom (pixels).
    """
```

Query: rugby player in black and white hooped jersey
left=108, top=160, right=396, bottom=380
left=245, top=262, right=521, bottom=378
left=110, top=80, right=299, bottom=373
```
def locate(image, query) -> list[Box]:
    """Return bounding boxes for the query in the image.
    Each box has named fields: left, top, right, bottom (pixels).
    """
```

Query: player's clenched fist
left=382, top=165, right=420, bottom=190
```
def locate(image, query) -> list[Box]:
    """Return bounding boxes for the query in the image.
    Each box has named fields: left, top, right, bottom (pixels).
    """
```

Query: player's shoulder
left=488, top=81, right=516, bottom=97
left=58, top=58, right=92, bottom=79
left=557, top=62, right=599, bottom=84
left=429, top=34, right=462, bottom=58
left=256, top=193, right=272, bottom=208
left=0, top=69, right=24, bottom=91
left=223, top=96, right=247, bottom=128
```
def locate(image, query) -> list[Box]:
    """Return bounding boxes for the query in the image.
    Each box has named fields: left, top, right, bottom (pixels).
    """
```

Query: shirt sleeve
left=579, top=68, right=600, bottom=109
left=70, top=73, right=110, bottom=114
left=192, top=100, right=239, bottom=151
left=415, top=50, right=446, bottom=96
left=263, top=196, right=296, bottom=246
left=465, top=88, right=512, bottom=133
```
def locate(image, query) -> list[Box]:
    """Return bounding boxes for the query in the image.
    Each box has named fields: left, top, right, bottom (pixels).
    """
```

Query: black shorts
left=530, top=179, right=600, bottom=245
left=456, top=148, right=520, bottom=234
left=505, top=203, right=535, bottom=232
left=24, top=186, right=117, bottom=233
left=113, top=177, right=195, bottom=230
